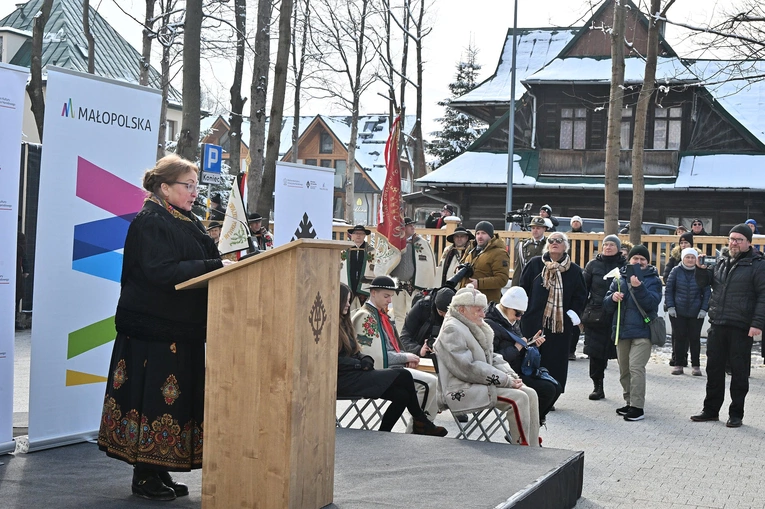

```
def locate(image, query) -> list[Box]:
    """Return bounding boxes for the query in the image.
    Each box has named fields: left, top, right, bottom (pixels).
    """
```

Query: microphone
left=221, top=212, right=259, bottom=257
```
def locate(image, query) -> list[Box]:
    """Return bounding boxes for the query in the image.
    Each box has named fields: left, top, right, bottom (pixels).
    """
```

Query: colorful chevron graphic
left=67, top=157, right=144, bottom=386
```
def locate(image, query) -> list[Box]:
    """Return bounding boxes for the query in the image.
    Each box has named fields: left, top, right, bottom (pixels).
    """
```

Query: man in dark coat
left=691, top=224, right=765, bottom=428
left=340, top=224, right=375, bottom=309
left=400, top=287, right=455, bottom=357
left=512, top=216, right=547, bottom=286
left=209, top=193, right=226, bottom=221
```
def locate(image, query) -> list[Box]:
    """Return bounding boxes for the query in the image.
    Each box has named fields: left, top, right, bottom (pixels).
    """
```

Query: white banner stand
left=273, top=162, right=334, bottom=247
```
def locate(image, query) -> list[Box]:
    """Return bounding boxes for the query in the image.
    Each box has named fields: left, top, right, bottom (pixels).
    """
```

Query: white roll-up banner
left=273, top=162, right=334, bottom=247
left=28, top=67, right=161, bottom=450
left=0, top=63, right=29, bottom=455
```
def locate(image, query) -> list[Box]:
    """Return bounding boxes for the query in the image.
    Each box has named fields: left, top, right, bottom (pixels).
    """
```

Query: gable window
left=620, top=107, right=633, bottom=149
left=654, top=106, right=682, bottom=150
left=320, top=132, right=334, bottom=154
left=334, top=159, right=347, bottom=189
left=305, top=158, right=318, bottom=166
left=560, top=107, right=586, bottom=149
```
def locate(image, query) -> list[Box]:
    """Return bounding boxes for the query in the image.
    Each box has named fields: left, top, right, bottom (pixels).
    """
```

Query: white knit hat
left=570, top=215, right=583, bottom=225
left=450, top=284, right=488, bottom=309
left=500, top=286, right=528, bottom=312
left=681, top=247, right=698, bottom=260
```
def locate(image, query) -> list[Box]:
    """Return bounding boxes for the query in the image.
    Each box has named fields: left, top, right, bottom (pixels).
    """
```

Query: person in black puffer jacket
left=485, top=287, right=562, bottom=424
left=603, top=245, right=662, bottom=422
left=690, top=224, right=765, bottom=428
left=665, top=248, right=710, bottom=376
left=582, top=235, right=626, bottom=400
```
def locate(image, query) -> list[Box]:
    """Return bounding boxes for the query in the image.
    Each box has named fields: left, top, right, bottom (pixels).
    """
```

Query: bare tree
left=247, top=0, right=273, bottom=213
left=408, top=0, right=429, bottom=179
left=82, top=0, right=95, bottom=73
left=257, top=0, right=295, bottom=217
left=228, top=0, right=247, bottom=176
left=311, top=0, right=378, bottom=222
left=603, top=0, right=627, bottom=235
left=289, top=0, right=313, bottom=162
left=175, top=0, right=203, bottom=161
left=139, top=0, right=156, bottom=86
left=27, top=0, right=53, bottom=141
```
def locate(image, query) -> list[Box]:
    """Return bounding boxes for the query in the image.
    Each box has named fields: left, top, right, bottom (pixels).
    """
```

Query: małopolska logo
left=61, top=98, right=152, bottom=131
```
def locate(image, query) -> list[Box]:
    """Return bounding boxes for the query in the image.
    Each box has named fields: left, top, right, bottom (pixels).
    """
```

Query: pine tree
left=427, top=45, right=485, bottom=169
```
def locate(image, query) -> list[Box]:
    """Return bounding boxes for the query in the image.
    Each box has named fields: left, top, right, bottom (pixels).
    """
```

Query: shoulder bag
left=627, top=285, right=666, bottom=346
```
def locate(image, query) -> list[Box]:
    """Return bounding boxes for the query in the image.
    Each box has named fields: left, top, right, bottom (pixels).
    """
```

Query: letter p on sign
left=203, top=144, right=223, bottom=174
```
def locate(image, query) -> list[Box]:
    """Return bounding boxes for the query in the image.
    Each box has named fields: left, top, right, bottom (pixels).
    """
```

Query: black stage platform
left=0, top=428, right=583, bottom=508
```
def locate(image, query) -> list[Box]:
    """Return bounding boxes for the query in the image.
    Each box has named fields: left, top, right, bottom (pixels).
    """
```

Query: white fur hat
left=500, top=286, right=528, bottom=312
left=451, top=284, right=488, bottom=309
left=681, top=247, right=698, bottom=260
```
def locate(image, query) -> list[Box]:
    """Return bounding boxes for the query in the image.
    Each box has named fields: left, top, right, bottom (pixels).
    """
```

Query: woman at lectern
left=97, top=154, right=229, bottom=501
left=337, top=283, right=447, bottom=436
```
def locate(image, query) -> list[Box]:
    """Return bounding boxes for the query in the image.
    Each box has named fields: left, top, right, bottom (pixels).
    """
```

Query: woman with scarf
left=98, top=155, right=230, bottom=501
left=519, top=231, right=587, bottom=394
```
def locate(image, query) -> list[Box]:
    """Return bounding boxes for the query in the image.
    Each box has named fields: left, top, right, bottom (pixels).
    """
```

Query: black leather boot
left=132, top=466, right=176, bottom=501
left=412, top=417, right=448, bottom=437
left=157, top=471, right=189, bottom=497
left=589, top=379, right=605, bottom=400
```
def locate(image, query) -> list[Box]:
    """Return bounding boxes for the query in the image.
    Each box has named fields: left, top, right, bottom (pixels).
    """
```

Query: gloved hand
left=697, top=310, right=707, bottom=320
left=360, top=356, right=374, bottom=371
left=566, top=309, right=581, bottom=326
left=668, top=307, right=677, bottom=318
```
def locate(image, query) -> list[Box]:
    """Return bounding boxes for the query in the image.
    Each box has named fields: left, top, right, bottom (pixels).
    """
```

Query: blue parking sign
left=202, top=144, right=223, bottom=174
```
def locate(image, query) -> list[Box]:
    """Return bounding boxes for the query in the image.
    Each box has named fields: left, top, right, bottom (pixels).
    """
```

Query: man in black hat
left=436, top=226, right=475, bottom=286
left=247, top=212, right=273, bottom=251
left=512, top=216, right=548, bottom=286
left=691, top=224, right=765, bottom=428
left=206, top=221, right=222, bottom=246
left=209, top=193, right=226, bottom=221
left=352, top=276, right=441, bottom=428
left=425, top=204, right=456, bottom=229
left=387, top=217, right=437, bottom=331
left=539, top=204, right=559, bottom=232
left=340, top=224, right=375, bottom=310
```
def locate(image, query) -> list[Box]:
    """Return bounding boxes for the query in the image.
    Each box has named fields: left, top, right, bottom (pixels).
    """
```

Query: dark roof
left=1, top=0, right=182, bottom=105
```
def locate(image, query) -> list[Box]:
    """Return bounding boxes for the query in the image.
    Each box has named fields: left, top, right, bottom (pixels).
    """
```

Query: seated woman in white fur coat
left=433, top=285, right=541, bottom=446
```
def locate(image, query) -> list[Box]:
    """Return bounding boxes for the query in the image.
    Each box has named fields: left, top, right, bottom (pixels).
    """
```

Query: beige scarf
left=541, top=252, right=570, bottom=333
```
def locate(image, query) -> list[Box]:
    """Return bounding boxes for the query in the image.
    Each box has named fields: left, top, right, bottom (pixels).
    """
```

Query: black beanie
left=679, top=232, right=694, bottom=247
left=434, top=288, right=456, bottom=312
left=627, top=245, right=651, bottom=263
left=475, top=220, right=495, bottom=237
left=730, top=223, right=753, bottom=242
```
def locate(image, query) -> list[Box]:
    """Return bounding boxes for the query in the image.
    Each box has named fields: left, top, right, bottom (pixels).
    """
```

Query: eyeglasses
left=173, top=181, right=199, bottom=193
left=692, top=222, right=702, bottom=226
left=729, top=237, right=747, bottom=244
left=548, top=238, right=565, bottom=244
left=514, top=310, right=524, bottom=317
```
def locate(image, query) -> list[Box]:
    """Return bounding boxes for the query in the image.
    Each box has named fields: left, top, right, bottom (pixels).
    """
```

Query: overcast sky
left=92, top=0, right=730, bottom=137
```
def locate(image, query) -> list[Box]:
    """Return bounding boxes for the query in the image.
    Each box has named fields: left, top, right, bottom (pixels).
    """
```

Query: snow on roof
left=524, top=56, right=698, bottom=85
left=416, top=152, right=535, bottom=187
left=675, top=154, right=765, bottom=190
left=456, top=28, right=579, bottom=104
left=687, top=60, right=765, bottom=146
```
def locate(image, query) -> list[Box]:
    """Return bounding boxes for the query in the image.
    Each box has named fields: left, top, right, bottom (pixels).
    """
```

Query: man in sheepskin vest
left=434, top=285, right=541, bottom=446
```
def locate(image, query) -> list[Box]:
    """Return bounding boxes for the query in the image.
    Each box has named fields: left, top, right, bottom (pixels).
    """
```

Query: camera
left=701, top=255, right=718, bottom=268
left=445, top=263, right=474, bottom=288
left=505, top=202, right=534, bottom=230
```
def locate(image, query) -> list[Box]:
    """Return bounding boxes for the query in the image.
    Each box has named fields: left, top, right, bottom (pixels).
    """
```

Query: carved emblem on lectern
left=309, top=292, right=327, bottom=343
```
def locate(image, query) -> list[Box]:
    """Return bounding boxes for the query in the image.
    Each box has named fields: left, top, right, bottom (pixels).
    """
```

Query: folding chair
left=335, top=397, right=408, bottom=430
left=451, top=406, right=511, bottom=442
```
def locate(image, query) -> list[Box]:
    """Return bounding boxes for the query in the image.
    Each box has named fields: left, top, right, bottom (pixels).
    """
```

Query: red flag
left=378, top=115, right=406, bottom=251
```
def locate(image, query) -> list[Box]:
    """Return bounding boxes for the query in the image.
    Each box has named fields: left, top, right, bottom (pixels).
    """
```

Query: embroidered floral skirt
left=97, top=333, right=205, bottom=471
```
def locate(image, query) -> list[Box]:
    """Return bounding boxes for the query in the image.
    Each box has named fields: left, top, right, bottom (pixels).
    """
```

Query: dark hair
left=142, top=154, right=198, bottom=195
left=338, top=284, right=359, bottom=356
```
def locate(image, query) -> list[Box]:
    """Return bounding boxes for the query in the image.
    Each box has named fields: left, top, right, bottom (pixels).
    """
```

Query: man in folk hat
left=456, top=221, right=510, bottom=304
left=247, top=212, right=273, bottom=251
left=436, top=226, right=475, bottom=287
left=340, top=224, right=376, bottom=310
left=209, top=193, right=226, bottom=221
left=384, top=217, right=437, bottom=331
left=352, top=276, right=440, bottom=427
left=206, top=221, right=222, bottom=245
left=511, top=216, right=548, bottom=286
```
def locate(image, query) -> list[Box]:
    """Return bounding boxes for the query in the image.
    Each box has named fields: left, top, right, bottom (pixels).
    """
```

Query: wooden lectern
left=177, top=239, right=352, bottom=509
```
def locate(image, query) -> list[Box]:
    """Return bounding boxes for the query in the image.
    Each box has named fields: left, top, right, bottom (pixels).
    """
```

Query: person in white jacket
left=434, top=284, right=541, bottom=446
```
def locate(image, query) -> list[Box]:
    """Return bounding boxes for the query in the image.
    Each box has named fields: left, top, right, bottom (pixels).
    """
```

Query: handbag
left=627, top=285, right=666, bottom=346
left=582, top=304, right=606, bottom=325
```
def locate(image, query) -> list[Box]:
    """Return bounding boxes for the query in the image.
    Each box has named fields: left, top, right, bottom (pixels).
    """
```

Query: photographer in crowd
left=690, top=224, right=765, bottom=428
left=400, top=287, right=455, bottom=358
left=539, top=205, right=559, bottom=232
left=436, top=226, right=474, bottom=287
left=456, top=221, right=510, bottom=303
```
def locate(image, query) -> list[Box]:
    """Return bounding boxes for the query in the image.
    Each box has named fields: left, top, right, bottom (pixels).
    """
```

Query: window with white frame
left=620, top=106, right=633, bottom=149
left=653, top=106, right=682, bottom=149
left=560, top=107, right=587, bottom=149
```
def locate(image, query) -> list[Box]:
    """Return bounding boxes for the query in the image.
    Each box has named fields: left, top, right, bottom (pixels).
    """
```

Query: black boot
left=589, top=379, right=605, bottom=400
left=412, top=417, right=448, bottom=437
left=132, top=466, right=176, bottom=501
left=157, top=471, right=189, bottom=497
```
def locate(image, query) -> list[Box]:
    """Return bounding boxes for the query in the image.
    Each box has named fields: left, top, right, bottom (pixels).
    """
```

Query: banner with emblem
left=374, top=114, right=405, bottom=276
left=0, top=62, right=29, bottom=454
left=218, top=173, right=251, bottom=255
left=273, top=162, right=333, bottom=247
left=28, top=67, right=161, bottom=450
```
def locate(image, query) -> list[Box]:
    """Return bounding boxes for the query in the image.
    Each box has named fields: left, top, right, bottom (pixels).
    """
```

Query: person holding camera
left=425, top=204, right=455, bottom=229
left=436, top=226, right=474, bottom=287
left=690, top=224, right=765, bottom=428
left=511, top=216, right=547, bottom=286
left=455, top=221, right=510, bottom=304
left=665, top=248, right=710, bottom=376
left=400, top=287, right=455, bottom=358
